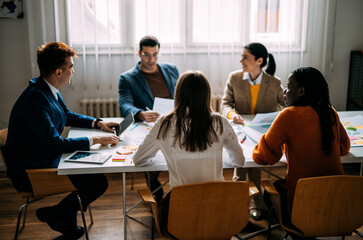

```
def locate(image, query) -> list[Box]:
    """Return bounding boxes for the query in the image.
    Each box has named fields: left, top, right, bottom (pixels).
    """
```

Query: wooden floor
left=0, top=165, right=362, bottom=240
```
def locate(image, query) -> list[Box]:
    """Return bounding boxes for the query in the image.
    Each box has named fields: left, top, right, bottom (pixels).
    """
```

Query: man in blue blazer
left=4, top=42, right=120, bottom=239
left=118, top=35, right=179, bottom=200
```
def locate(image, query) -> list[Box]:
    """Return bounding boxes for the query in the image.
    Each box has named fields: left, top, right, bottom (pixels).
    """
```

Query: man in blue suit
left=118, top=35, right=179, bottom=200
left=4, top=42, right=120, bottom=239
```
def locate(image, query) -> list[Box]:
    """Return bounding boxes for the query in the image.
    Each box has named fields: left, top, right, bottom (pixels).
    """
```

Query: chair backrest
left=167, top=181, right=250, bottom=240
left=0, top=128, right=8, bottom=169
left=0, top=128, right=33, bottom=197
left=26, top=169, right=77, bottom=198
left=291, top=175, right=363, bottom=237
left=0, top=128, right=77, bottom=198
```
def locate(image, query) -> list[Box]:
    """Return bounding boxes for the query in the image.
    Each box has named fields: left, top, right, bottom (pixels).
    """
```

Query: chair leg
left=267, top=207, right=274, bottom=240
left=21, top=197, right=30, bottom=231
left=14, top=198, right=42, bottom=240
left=76, top=193, right=89, bottom=240
left=354, top=230, right=363, bottom=238
left=88, top=205, right=94, bottom=225
left=15, top=200, right=28, bottom=240
left=342, top=236, right=345, bottom=240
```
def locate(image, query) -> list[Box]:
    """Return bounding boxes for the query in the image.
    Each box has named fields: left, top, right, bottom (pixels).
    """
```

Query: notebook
left=112, top=112, right=135, bottom=136
left=64, top=151, right=112, bottom=164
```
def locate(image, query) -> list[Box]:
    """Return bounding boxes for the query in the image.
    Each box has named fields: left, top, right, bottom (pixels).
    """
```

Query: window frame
left=249, top=0, right=308, bottom=52
left=65, top=0, right=308, bottom=54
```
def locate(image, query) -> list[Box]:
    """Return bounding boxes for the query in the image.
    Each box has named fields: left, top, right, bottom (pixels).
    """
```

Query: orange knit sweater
left=252, top=106, right=350, bottom=213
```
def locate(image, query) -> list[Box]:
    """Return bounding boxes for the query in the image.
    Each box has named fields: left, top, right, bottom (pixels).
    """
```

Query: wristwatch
left=94, top=118, right=103, bottom=129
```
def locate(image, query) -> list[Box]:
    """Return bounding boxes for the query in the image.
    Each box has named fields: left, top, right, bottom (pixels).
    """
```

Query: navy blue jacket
left=118, top=62, right=179, bottom=117
left=4, top=77, right=94, bottom=180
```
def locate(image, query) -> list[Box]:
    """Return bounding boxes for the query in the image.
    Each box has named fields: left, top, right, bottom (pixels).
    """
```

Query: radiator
left=81, top=95, right=223, bottom=118
left=80, top=98, right=120, bottom=118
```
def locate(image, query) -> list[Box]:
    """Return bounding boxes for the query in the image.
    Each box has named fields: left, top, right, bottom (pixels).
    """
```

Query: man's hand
left=93, top=135, right=120, bottom=146
left=97, top=121, right=120, bottom=133
left=137, top=111, right=160, bottom=122
left=232, top=114, right=244, bottom=124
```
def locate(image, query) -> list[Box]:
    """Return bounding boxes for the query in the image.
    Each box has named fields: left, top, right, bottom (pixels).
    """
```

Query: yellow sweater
left=249, top=84, right=261, bottom=114
left=227, top=84, right=261, bottom=119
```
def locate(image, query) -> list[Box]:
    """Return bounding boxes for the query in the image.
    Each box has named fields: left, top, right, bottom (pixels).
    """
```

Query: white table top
left=58, top=111, right=363, bottom=175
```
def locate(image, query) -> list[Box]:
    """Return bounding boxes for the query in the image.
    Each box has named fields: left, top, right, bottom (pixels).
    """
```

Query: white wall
left=0, top=5, right=32, bottom=129
left=0, top=2, right=31, bottom=170
left=324, top=0, right=363, bottom=110
left=1, top=0, right=363, bottom=129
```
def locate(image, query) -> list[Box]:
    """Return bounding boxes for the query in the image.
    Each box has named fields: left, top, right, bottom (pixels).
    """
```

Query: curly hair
left=37, top=42, right=77, bottom=78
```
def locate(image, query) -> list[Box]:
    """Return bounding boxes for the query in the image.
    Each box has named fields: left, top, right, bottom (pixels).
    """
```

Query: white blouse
left=133, top=114, right=245, bottom=188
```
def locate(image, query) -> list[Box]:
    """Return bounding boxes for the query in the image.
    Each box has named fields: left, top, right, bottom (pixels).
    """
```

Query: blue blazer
left=118, top=62, right=179, bottom=117
left=4, top=77, right=95, bottom=180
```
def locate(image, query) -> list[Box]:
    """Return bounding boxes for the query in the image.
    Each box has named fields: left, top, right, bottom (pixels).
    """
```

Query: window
left=68, top=0, right=121, bottom=44
left=250, top=0, right=308, bottom=49
left=256, top=0, right=280, bottom=33
left=67, top=0, right=307, bottom=51
left=134, top=0, right=181, bottom=44
left=191, top=0, right=243, bottom=43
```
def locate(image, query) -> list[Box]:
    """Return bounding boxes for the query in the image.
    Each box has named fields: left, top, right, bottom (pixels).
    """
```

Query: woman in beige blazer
left=221, top=42, right=284, bottom=220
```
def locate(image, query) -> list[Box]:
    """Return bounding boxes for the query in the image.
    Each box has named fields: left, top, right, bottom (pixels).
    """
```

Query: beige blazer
left=221, top=70, right=284, bottom=116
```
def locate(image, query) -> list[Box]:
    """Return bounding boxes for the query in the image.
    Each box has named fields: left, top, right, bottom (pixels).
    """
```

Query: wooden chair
left=138, top=180, right=259, bottom=240
left=0, top=128, right=93, bottom=240
left=262, top=175, right=363, bottom=239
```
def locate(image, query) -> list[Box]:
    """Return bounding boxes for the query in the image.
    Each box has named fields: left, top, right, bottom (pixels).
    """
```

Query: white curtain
left=27, top=0, right=336, bottom=110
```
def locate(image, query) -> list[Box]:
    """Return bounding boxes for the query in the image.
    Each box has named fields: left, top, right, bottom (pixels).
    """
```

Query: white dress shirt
left=244, top=71, right=263, bottom=86
left=133, top=114, right=245, bottom=188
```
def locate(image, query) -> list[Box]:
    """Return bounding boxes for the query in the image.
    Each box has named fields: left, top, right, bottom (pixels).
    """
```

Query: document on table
left=243, top=112, right=280, bottom=142
left=340, top=115, right=363, bottom=147
left=250, top=111, right=279, bottom=125
left=153, top=97, right=174, bottom=116
left=243, top=126, right=264, bottom=143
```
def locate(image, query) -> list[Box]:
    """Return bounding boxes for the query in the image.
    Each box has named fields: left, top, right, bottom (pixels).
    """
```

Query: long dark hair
left=290, top=67, right=336, bottom=155
left=244, top=42, right=276, bottom=75
left=157, top=71, right=223, bottom=152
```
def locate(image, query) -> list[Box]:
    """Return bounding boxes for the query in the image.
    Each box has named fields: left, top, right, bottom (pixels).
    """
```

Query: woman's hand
left=232, top=114, right=244, bottom=124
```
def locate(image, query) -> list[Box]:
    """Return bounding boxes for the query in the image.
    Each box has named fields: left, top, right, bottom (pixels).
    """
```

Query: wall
left=324, top=0, right=363, bottom=110
left=0, top=3, right=32, bottom=129
left=0, top=2, right=32, bottom=170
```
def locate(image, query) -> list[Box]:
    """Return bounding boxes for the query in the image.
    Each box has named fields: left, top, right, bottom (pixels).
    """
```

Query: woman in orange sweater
left=252, top=67, right=350, bottom=217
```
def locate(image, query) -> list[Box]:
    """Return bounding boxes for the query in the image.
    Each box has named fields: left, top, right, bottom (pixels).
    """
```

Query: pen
left=146, top=107, right=156, bottom=118
left=104, top=155, right=112, bottom=162
left=240, top=134, right=247, bottom=144
left=130, top=123, right=139, bottom=131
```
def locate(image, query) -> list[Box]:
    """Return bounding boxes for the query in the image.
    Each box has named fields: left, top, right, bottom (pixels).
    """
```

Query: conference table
left=58, top=111, right=363, bottom=239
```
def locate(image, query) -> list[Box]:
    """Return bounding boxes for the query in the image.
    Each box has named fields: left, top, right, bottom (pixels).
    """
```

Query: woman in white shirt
left=133, top=70, right=245, bottom=236
left=134, top=70, right=245, bottom=188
